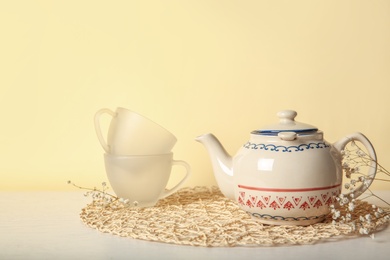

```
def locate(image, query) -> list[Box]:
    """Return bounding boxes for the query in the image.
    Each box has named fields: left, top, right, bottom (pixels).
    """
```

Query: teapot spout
left=195, top=133, right=235, bottom=200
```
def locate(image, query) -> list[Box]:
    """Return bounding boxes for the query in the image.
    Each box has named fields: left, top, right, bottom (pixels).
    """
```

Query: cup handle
left=333, top=132, right=377, bottom=198
left=159, top=160, right=191, bottom=199
left=94, top=108, right=116, bottom=153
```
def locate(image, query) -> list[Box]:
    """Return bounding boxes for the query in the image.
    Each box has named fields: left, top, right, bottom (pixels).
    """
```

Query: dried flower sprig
left=331, top=140, right=390, bottom=236
left=67, top=180, right=121, bottom=207
left=67, top=180, right=138, bottom=208
left=341, top=140, right=389, bottom=206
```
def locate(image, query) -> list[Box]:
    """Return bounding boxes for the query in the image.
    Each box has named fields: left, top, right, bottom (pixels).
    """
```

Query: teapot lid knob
left=277, top=110, right=297, bottom=124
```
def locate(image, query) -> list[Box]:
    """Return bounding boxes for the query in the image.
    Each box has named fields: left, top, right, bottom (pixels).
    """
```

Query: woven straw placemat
left=80, top=186, right=389, bottom=247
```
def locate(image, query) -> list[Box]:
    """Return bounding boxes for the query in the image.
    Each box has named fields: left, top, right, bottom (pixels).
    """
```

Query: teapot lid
left=252, top=110, right=318, bottom=135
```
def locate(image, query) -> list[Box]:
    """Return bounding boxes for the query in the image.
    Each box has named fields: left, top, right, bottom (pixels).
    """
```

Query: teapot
left=196, top=110, right=377, bottom=225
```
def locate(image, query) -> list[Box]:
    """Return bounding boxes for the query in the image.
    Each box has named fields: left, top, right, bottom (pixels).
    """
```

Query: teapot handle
left=333, top=132, right=377, bottom=199
left=94, top=108, right=116, bottom=153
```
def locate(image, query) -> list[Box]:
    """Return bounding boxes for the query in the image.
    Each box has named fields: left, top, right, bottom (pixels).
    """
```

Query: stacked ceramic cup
left=94, top=107, right=190, bottom=207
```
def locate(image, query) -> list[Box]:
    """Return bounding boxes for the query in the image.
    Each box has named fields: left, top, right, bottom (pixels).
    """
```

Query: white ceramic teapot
left=196, top=110, right=377, bottom=225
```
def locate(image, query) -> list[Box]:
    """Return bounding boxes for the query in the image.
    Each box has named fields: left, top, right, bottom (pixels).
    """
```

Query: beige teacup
left=95, top=107, right=177, bottom=155
left=104, top=153, right=190, bottom=207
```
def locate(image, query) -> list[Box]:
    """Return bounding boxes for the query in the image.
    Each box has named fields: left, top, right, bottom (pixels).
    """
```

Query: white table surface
left=0, top=190, right=389, bottom=260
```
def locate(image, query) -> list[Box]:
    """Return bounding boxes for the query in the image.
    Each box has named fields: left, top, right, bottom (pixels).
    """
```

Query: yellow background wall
left=1, top=0, right=389, bottom=191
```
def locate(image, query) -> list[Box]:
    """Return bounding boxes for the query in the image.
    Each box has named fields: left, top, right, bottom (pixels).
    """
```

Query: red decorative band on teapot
left=237, top=184, right=341, bottom=224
